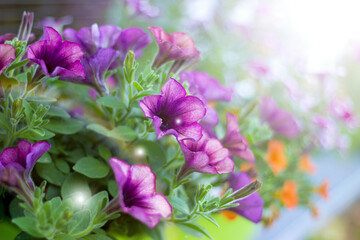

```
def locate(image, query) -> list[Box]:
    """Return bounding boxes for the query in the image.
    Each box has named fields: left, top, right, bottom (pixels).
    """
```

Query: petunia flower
left=222, top=113, right=255, bottom=164
left=38, top=16, right=73, bottom=33
left=63, top=24, right=151, bottom=67
left=148, top=26, right=200, bottom=70
left=27, top=27, right=85, bottom=79
left=329, top=98, right=358, bottom=129
left=259, top=97, right=299, bottom=139
left=265, top=140, right=287, bottom=175
left=298, top=155, right=316, bottom=175
left=178, top=130, right=234, bottom=178
left=0, top=34, right=17, bottom=44
left=62, top=48, right=120, bottom=95
left=276, top=181, right=298, bottom=209
left=109, top=158, right=172, bottom=228
left=139, top=78, right=206, bottom=141
left=316, top=180, right=329, bottom=200
left=0, top=140, right=51, bottom=190
left=0, top=44, right=16, bottom=75
left=227, top=172, right=264, bottom=223
left=125, top=0, right=160, bottom=18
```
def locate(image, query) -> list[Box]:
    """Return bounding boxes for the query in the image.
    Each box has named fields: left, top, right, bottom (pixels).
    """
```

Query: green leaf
left=54, top=233, right=75, bottom=240
left=107, top=180, right=118, bottom=197
left=73, top=157, right=109, bottom=179
left=47, top=106, right=71, bottom=119
left=168, top=196, right=189, bottom=215
left=61, top=173, right=91, bottom=199
left=36, top=162, right=66, bottom=186
left=86, top=191, right=108, bottom=220
left=0, top=112, right=10, bottom=130
left=136, top=141, right=167, bottom=163
left=66, top=209, right=91, bottom=235
left=10, top=198, right=24, bottom=218
left=15, top=232, right=42, bottom=240
left=54, top=159, right=70, bottom=174
left=133, top=81, right=144, bottom=91
left=27, top=96, right=57, bottom=103
left=98, top=145, right=112, bottom=161
left=108, top=126, right=137, bottom=141
left=45, top=118, right=84, bottom=135
left=134, top=90, right=158, bottom=99
left=97, top=96, right=125, bottom=109
left=37, top=152, right=52, bottom=163
left=177, top=222, right=213, bottom=240
left=12, top=217, right=43, bottom=238
left=18, top=128, right=55, bottom=140
left=199, top=213, right=219, bottom=228
left=87, top=124, right=110, bottom=137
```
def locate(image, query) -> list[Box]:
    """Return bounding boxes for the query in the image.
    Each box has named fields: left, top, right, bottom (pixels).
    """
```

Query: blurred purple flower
left=246, top=60, right=270, bottom=78
left=63, top=24, right=150, bottom=66
left=38, top=16, right=73, bottom=33
left=0, top=34, right=16, bottom=44
left=260, top=97, right=299, bottom=138
left=0, top=44, right=16, bottom=75
left=330, top=99, right=358, bottom=129
left=148, top=26, right=200, bottom=70
left=139, top=78, right=206, bottom=141
left=125, top=0, right=160, bottom=18
left=0, top=140, right=50, bottom=189
left=179, top=130, right=234, bottom=177
left=27, top=27, right=85, bottom=79
left=222, top=113, right=255, bottom=164
left=228, top=172, right=263, bottom=223
left=63, top=48, right=120, bottom=95
left=109, top=158, right=171, bottom=228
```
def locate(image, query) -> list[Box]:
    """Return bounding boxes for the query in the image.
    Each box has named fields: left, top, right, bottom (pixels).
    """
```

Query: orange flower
left=220, top=210, right=238, bottom=221
left=265, top=140, right=287, bottom=175
left=298, top=155, right=316, bottom=174
left=317, top=180, right=329, bottom=200
left=277, top=181, right=298, bottom=209
left=310, top=205, right=319, bottom=218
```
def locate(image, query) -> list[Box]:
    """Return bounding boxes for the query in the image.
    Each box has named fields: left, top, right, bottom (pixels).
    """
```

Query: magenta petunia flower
left=0, top=140, right=51, bottom=189
left=0, top=34, right=16, bottom=44
left=179, top=130, right=234, bottom=176
left=38, top=16, right=73, bottom=33
left=179, top=71, right=232, bottom=103
left=109, top=158, right=172, bottom=228
left=139, top=78, right=206, bottom=141
left=222, top=113, right=255, bottom=164
left=63, top=48, right=120, bottom=94
left=63, top=24, right=150, bottom=66
left=330, top=98, right=358, bottom=129
left=148, top=26, right=200, bottom=69
left=228, top=172, right=263, bottom=223
left=259, top=97, right=299, bottom=138
left=0, top=44, right=16, bottom=76
left=125, top=0, right=160, bottom=18
left=27, top=27, right=85, bottom=79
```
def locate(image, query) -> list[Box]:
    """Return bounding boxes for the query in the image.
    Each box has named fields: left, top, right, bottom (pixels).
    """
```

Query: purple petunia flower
left=179, top=71, right=232, bottom=103
left=0, top=44, right=16, bottom=76
left=228, top=172, right=263, bottom=223
left=0, top=140, right=51, bottom=190
left=27, top=27, right=85, bottom=79
left=109, top=158, right=172, bottom=228
left=63, top=48, right=120, bottom=94
left=125, top=0, right=160, bottom=18
left=330, top=98, right=358, bottom=129
left=179, top=130, right=234, bottom=177
left=63, top=24, right=151, bottom=66
left=259, top=97, right=299, bottom=138
left=38, top=16, right=73, bottom=33
left=0, top=34, right=17, bottom=44
left=139, top=78, right=206, bottom=141
left=148, top=26, right=200, bottom=70
left=222, top=113, right=255, bottom=164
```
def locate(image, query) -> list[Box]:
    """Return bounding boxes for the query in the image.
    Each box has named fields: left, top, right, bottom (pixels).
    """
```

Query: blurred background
left=1, top=0, right=360, bottom=239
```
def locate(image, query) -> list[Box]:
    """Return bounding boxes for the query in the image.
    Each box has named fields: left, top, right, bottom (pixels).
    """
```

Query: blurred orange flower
left=277, top=181, right=298, bottom=209
left=298, top=155, right=316, bottom=174
left=310, top=204, right=319, bottom=218
left=317, top=180, right=329, bottom=200
left=221, top=210, right=238, bottom=221
left=265, top=140, right=287, bottom=175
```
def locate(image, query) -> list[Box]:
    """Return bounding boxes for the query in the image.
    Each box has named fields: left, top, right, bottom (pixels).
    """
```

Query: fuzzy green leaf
left=73, top=157, right=109, bottom=179
left=97, top=96, right=125, bottom=109
left=45, top=118, right=84, bottom=135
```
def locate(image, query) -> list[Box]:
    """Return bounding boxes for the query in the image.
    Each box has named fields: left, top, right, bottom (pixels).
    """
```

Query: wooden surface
left=0, top=0, right=114, bottom=34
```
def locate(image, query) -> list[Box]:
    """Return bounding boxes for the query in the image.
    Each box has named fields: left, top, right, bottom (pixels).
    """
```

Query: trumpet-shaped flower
left=316, top=180, right=329, bottom=200
left=298, top=155, right=316, bottom=175
left=260, top=97, right=299, bottom=138
left=277, top=181, right=298, bottom=209
left=0, top=34, right=16, bottom=44
left=63, top=24, right=151, bottom=65
left=109, top=158, right=172, bottom=228
left=265, top=140, right=287, bottom=175
left=222, top=113, right=255, bottom=164
left=0, top=140, right=51, bottom=189
left=0, top=44, right=16, bottom=75
left=27, top=27, right=85, bottom=79
left=139, top=78, right=206, bottom=141
left=179, top=131, right=234, bottom=176
left=148, top=27, right=200, bottom=69
left=125, top=0, right=160, bottom=18
left=63, top=48, right=120, bottom=94
left=227, top=172, right=264, bottom=223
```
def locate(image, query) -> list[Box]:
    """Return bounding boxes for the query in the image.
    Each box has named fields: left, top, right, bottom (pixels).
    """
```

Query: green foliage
left=73, top=157, right=110, bottom=179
